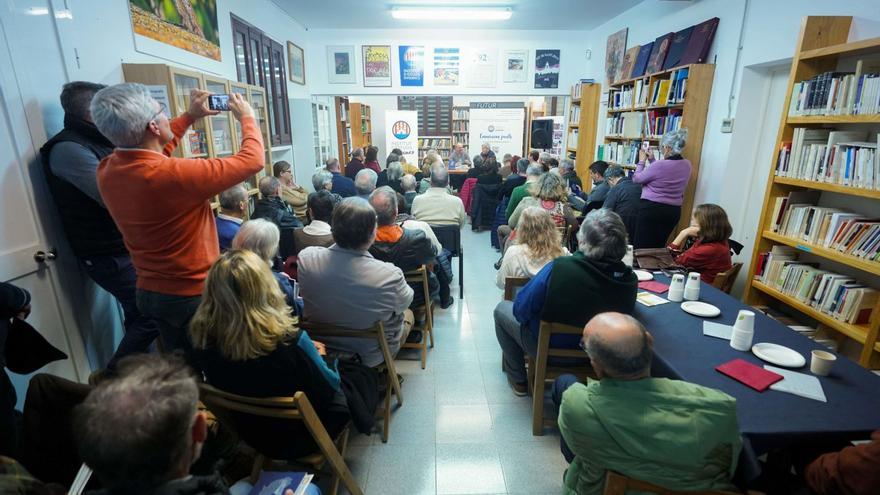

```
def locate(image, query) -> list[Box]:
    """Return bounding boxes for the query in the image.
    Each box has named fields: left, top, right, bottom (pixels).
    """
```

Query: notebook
left=638, top=280, right=669, bottom=293
left=715, top=359, right=784, bottom=392
left=250, top=471, right=313, bottom=495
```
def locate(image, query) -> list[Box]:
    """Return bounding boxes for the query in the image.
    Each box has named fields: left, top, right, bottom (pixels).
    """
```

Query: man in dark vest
left=40, top=81, right=158, bottom=369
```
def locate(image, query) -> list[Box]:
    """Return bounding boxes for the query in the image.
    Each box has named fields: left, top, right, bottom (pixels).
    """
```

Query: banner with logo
left=468, top=102, right=525, bottom=158
left=399, top=45, right=424, bottom=87
left=385, top=110, right=419, bottom=164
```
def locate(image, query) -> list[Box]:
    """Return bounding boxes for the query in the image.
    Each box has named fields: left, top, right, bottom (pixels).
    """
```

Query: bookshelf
left=334, top=96, right=352, bottom=172
left=350, top=102, right=372, bottom=149
left=743, top=16, right=880, bottom=368
left=565, top=82, right=601, bottom=189
left=600, top=62, right=715, bottom=238
left=452, top=106, right=469, bottom=148
left=418, top=136, right=453, bottom=163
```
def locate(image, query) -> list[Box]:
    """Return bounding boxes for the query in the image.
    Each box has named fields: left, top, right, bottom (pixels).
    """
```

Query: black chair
left=429, top=224, right=463, bottom=298
left=279, top=227, right=296, bottom=260
left=471, top=183, right=501, bottom=231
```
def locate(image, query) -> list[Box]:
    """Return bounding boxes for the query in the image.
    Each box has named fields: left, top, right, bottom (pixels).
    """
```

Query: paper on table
left=703, top=321, right=733, bottom=340
left=765, top=364, right=827, bottom=402
left=637, top=292, right=670, bottom=307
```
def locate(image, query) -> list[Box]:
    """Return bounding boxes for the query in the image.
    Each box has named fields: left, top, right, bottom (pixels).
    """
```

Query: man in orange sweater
left=91, top=83, right=264, bottom=352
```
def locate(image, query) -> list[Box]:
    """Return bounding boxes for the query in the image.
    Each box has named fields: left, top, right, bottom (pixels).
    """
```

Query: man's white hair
left=90, top=82, right=157, bottom=147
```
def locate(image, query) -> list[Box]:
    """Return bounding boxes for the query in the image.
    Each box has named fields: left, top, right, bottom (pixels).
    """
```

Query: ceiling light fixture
left=390, top=7, right=512, bottom=21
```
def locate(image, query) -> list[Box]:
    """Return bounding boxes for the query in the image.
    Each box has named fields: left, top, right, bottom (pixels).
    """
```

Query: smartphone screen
left=208, top=94, right=230, bottom=111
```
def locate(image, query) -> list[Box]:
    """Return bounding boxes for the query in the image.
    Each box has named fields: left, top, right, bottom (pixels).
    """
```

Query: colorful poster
left=128, top=0, right=220, bottom=61
left=433, top=47, right=460, bottom=86
left=466, top=48, right=497, bottom=88
left=503, top=49, right=528, bottom=83
left=327, top=46, right=355, bottom=84
left=399, top=45, right=425, bottom=87
left=605, top=28, right=628, bottom=86
left=385, top=111, right=419, bottom=164
left=468, top=102, right=525, bottom=158
left=362, top=45, right=392, bottom=87
left=534, top=49, right=560, bottom=89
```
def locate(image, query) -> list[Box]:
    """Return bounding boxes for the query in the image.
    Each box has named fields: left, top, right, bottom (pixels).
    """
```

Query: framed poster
left=399, top=45, right=425, bottom=87
left=534, top=49, right=560, bottom=89
left=327, top=45, right=356, bottom=84
left=605, top=28, right=628, bottom=86
left=433, top=47, right=460, bottom=86
left=128, top=0, right=220, bottom=61
left=362, top=45, right=392, bottom=87
left=466, top=48, right=497, bottom=88
left=287, top=42, right=305, bottom=85
left=503, top=49, right=528, bottom=83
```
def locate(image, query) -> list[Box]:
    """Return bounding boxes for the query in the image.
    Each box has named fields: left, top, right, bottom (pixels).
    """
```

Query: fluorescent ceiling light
left=391, top=7, right=512, bottom=21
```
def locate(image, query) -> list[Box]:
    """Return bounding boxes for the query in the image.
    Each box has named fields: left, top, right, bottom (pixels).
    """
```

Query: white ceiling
left=273, top=0, right=644, bottom=31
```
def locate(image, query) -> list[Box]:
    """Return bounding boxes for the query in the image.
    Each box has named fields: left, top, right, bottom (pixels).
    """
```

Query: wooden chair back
left=429, top=223, right=464, bottom=298
left=198, top=385, right=362, bottom=495
left=531, top=320, right=595, bottom=436
left=503, top=276, right=530, bottom=302
left=299, top=319, right=402, bottom=443
left=603, top=471, right=744, bottom=495
left=712, top=262, right=743, bottom=294
left=403, top=265, right=434, bottom=368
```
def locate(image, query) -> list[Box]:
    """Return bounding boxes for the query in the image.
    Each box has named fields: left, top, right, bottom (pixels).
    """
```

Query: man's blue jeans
left=136, top=288, right=201, bottom=355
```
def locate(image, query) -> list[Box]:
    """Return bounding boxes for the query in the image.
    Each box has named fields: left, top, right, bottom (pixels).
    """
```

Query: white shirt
left=402, top=219, right=441, bottom=255
left=495, top=243, right=569, bottom=289
left=303, top=220, right=331, bottom=236
left=217, top=213, right=244, bottom=224
left=411, top=187, right=466, bottom=227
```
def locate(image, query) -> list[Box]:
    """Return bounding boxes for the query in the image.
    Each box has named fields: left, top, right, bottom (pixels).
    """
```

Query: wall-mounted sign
left=385, top=110, right=419, bottom=163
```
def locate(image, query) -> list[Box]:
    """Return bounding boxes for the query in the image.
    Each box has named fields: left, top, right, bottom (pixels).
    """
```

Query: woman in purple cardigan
left=632, top=128, right=691, bottom=248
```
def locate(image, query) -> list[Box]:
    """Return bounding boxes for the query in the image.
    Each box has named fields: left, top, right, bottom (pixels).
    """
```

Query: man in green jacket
left=554, top=312, right=742, bottom=495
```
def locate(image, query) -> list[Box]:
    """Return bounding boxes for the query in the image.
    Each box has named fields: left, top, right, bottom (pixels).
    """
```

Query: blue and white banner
left=385, top=111, right=419, bottom=164
left=399, top=45, right=424, bottom=87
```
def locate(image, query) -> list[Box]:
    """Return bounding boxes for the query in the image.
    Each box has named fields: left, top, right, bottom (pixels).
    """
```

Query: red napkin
left=716, top=359, right=784, bottom=392
left=639, top=281, right=669, bottom=294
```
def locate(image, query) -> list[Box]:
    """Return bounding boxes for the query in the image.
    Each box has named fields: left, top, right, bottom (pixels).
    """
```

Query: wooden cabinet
left=335, top=96, right=352, bottom=168
left=350, top=103, right=372, bottom=149
left=564, top=83, right=601, bottom=187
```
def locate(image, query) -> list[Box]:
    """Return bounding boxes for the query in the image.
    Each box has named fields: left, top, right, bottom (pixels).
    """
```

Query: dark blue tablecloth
left=635, top=275, right=880, bottom=479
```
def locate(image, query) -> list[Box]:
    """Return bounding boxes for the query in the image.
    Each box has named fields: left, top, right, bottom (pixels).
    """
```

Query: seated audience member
left=668, top=203, right=733, bottom=284
left=499, top=153, right=513, bottom=178
left=505, top=164, right=543, bottom=220
left=189, top=250, right=348, bottom=460
left=477, top=157, right=502, bottom=185
left=467, top=155, right=484, bottom=179
left=806, top=431, right=880, bottom=495
left=548, top=157, right=560, bottom=172
left=395, top=193, right=452, bottom=308
left=92, top=83, right=263, bottom=352
left=496, top=207, right=568, bottom=289
left=480, top=143, right=496, bottom=161
left=325, top=157, right=357, bottom=198
left=584, top=160, right=610, bottom=206
left=508, top=171, right=578, bottom=232
left=363, top=146, right=382, bottom=174
left=252, top=176, right=304, bottom=231
left=368, top=187, right=439, bottom=311
left=354, top=168, right=378, bottom=200
left=417, top=163, right=433, bottom=194
left=274, top=160, right=308, bottom=222
left=344, top=147, right=365, bottom=179
left=602, top=164, right=642, bottom=240
left=297, top=198, right=414, bottom=366
left=539, top=151, right=552, bottom=172
left=499, top=158, right=529, bottom=200
left=215, top=183, right=248, bottom=251
left=232, top=219, right=297, bottom=309
left=494, top=209, right=638, bottom=395
left=392, top=148, right=419, bottom=176
left=401, top=174, right=418, bottom=211
left=553, top=312, right=741, bottom=495
left=386, top=161, right=405, bottom=193
left=293, top=190, right=335, bottom=255
left=395, top=192, right=443, bottom=255
left=447, top=142, right=472, bottom=170
left=528, top=150, right=540, bottom=165
left=559, top=159, right=582, bottom=189
left=312, top=168, right=342, bottom=206
left=385, top=152, right=400, bottom=169
left=411, top=165, right=467, bottom=227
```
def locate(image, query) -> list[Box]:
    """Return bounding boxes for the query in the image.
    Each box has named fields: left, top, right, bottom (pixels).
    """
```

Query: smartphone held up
left=208, top=94, right=230, bottom=111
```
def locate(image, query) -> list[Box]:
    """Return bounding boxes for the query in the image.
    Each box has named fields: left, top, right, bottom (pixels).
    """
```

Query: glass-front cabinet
left=171, top=70, right=208, bottom=158
left=204, top=76, right=235, bottom=157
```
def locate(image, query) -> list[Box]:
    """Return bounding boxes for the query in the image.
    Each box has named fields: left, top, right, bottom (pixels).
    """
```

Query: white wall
left=306, top=28, right=591, bottom=96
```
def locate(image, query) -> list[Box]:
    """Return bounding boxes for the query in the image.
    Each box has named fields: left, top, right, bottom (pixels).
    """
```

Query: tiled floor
left=338, top=228, right=569, bottom=495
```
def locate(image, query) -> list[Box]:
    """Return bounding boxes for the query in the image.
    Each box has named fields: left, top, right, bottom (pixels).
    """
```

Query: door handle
left=34, top=249, right=58, bottom=263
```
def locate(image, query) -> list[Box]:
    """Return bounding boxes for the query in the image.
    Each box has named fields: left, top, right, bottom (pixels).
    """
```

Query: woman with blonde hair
left=189, top=249, right=349, bottom=459
left=496, top=207, right=568, bottom=288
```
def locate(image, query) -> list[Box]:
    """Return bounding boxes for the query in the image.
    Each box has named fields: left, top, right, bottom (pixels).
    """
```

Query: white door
left=0, top=1, right=91, bottom=407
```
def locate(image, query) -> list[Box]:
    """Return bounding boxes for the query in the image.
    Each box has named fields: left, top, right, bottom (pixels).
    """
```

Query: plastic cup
left=810, top=350, right=837, bottom=376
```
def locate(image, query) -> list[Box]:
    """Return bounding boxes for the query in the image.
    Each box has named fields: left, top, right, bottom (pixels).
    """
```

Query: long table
left=634, top=275, right=880, bottom=480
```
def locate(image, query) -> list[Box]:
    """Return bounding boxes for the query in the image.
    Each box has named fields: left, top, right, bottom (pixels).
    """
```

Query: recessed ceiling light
left=390, top=7, right=512, bottom=21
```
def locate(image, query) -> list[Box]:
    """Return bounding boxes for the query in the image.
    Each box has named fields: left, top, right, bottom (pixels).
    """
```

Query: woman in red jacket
left=668, top=203, right=732, bottom=284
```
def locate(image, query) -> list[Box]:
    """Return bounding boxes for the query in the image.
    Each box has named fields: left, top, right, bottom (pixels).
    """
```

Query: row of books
left=452, top=121, right=468, bottom=132
left=666, top=68, right=689, bottom=104
left=183, top=129, right=207, bottom=156
left=571, top=80, right=594, bottom=99
left=453, top=134, right=469, bottom=145
left=569, top=105, right=581, bottom=124
left=775, top=128, right=879, bottom=188
left=452, top=108, right=469, bottom=120
left=417, top=138, right=451, bottom=149
left=605, top=112, right=645, bottom=138
left=787, top=62, right=880, bottom=116
left=615, top=17, right=718, bottom=82
left=646, top=109, right=683, bottom=137
left=567, top=129, right=579, bottom=148
left=756, top=246, right=878, bottom=324
left=609, top=80, right=650, bottom=110
left=418, top=149, right=450, bottom=160
left=601, top=142, right=640, bottom=165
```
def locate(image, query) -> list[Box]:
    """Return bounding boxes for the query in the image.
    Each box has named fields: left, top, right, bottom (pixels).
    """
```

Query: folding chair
left=712, top=262, right=743, bottom=295
left=403, top=265, right=435, bottom=369
left=68, top=464, right=92, bottom=495
left=501, top=276, right=531, bottom=372
left=603, top=471, right=746, bottom=495
left=430, top=224, right=464, bottom=298
left=299, top=320, right=403, bottom=443
left=199, top=385, right=362, bottom=495
left=531, top=320, right=596, bottom=436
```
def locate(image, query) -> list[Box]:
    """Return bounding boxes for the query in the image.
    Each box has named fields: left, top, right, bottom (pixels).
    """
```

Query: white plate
left=634, top=269, right=654, bottom=281
left=680, top=301, right=721, bottom=318
left=751, top=342, right=806, bottom=368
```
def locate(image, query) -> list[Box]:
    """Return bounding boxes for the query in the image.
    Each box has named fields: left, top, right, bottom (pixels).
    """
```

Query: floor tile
left=435, top=372, right=487, bottom=405
left=398, top=373, right=436, bottom=406
left=482, top=367, right=526, bottom=405
left=365, top=443, right=435, bottom=495
left=499, top=438, right=569, bottom=494
left=384, top=403, right=436, bottom=446
left=488, top=401, right=547, bottom=443
left=338, top=445, right=372, bottom=495
left=436, top=443, right=507, bottom=494
left=435, top=404, right=494, bottom=444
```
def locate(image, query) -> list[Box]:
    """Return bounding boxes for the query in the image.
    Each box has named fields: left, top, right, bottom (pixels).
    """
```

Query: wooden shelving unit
left=452, top=106, right=469, bottom=149
left=334, top=96, right=352, bottom=172
left=600, top=63, right=715, bottom=237
left=350, top=102, right=372, bottom=150
left=418, top=136, right=453, bottom=164
left=743, top=16, right=880, bottom=368
left=565, top=82, right=601, bottom=189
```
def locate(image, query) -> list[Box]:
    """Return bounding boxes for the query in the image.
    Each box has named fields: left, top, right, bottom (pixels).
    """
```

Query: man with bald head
left=553, top=312, right=742, bottom=495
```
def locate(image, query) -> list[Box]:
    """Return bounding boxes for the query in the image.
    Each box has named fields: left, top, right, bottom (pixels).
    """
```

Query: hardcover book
left=662, top=26, right=695, bottom=70
left=631, top=42, right=653, bottom=78
left=645, top=33, right=674, bottom=75
left=619, top=46, right=641, bottom=81
left=680, top=17, right=720, bottom=65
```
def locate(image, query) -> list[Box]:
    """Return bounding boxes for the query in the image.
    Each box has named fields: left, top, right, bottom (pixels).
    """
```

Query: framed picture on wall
left=327, top=45, right=356, bottom=84
left=362, top=45, right=392, bottom=87
left=287, top=42, right=305, bottom=85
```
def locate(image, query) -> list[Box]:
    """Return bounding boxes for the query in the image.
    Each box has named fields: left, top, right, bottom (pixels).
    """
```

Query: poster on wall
left=468, top=102, right=525, bottom=158
left=466, top=48, right=497, bottom=88
left=327, top=46, right=356, bottom=84
left=363, top=45, right=392, bottom=87
left=534, top=49, right=560, bottom=89
left=605, top=28, right=628, bottom=86
left=433, top=47, right=460, bottom=86
left=287, top=42, right=305, bottom=85
left=399, top=45, right=425, bottom=87
left=385, top=111, right=419, bottom=164
left=128, top=0, right=220, bottom=61
left=503, top=49, right=528, bottom=83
